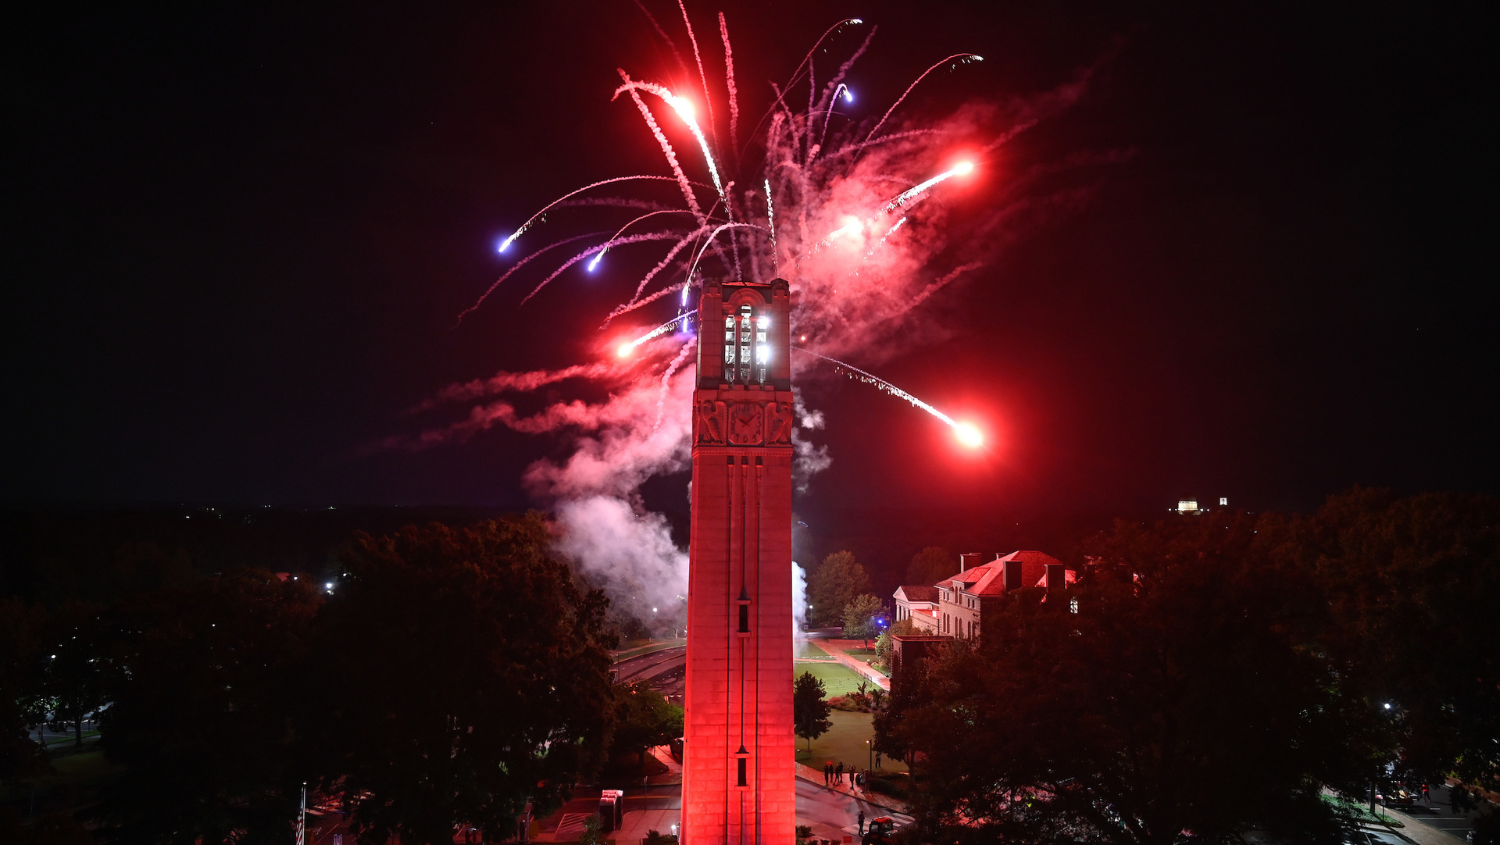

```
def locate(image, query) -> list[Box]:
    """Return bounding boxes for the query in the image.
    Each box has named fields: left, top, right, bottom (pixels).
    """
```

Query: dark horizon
left=5, top=0, right=1494, bottom=518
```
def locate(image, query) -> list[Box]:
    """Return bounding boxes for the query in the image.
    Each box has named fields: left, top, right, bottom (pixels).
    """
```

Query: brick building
left=681, top=279, right=796, bottom=845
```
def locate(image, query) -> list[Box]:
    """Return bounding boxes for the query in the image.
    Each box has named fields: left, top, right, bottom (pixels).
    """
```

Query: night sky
left=6, top=0, right=1494, bottom=521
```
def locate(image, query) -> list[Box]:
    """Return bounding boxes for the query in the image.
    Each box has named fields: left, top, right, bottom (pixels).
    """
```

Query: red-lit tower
left=681, top=278, right=795, bottom=845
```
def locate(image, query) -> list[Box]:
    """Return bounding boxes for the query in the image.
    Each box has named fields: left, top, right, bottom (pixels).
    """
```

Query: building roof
left=935, top=550, right=1071, bottom=597
left=894, top=584, right=939, bottom=603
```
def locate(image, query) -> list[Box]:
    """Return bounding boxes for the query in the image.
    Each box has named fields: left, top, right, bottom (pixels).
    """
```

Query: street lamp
left=866, top=739, right=872, bottom=773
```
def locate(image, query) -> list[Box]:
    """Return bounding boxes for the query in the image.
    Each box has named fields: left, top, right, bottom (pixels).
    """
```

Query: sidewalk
left=1377, top=807, right=1466, bottom=845
left=794, top=761, right=908, bottom=815
left=814, top=639, right=891, bottom=691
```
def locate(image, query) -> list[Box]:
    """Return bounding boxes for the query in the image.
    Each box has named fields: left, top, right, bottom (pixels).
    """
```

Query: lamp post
left=866, top=739, right=872, bottom=773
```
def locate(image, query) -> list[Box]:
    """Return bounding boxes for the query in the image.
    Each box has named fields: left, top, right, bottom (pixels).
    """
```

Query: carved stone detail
left=728, top=402, right=764, bottom=445
left=696, top=400, right=726, bottom=444
left=766, top=402, right=794, bottom=445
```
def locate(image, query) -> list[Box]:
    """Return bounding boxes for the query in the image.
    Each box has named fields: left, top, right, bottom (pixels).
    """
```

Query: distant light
left=1384, top=703, right=1393, bottom=710
left=325, top=582, right=334, bottom=590
left=844, top=89, right=854, bottom=104
left=799, top=335, right=807, bottom=342
left=757, top=315, right=770, bottom=329
left=1220, top=497, right=1228, bottom=506
left=616, top=342, right=633, bottom=358
left=952, top=160, right=975, bottom=176
left=653, top=607, right=658, bottom=613
left=587, top=255, right=603, bottom=273
left=954, top=422, right=984, bottom=449
left=497, top=236, right=514, bottom=253
left=667, top=94, right=696, bottom=121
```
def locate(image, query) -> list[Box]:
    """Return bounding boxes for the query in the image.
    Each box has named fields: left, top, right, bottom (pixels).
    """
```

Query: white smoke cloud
left=553, top=495, right=688, bottom=631
left=792, top=561, right=808, bottom=638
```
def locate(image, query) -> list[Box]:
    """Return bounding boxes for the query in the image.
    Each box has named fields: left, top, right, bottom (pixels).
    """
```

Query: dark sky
left=5, top=0, right=1494, bottom=518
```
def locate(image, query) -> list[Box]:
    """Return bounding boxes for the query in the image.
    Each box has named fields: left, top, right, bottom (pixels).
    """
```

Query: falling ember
left=794, top=348, right=983, bottom=449
left=954, top=422, right=985, bottom=448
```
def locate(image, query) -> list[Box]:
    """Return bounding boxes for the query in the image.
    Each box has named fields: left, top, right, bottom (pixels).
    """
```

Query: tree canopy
left=901, top=512, right=1381, bottom=845
left=306, top=514, right=616, bottom=845
left=610, top=682, right=683, bottom=767
left=841, top=593, right=885, bottom=647
left=793, top=671, right=832, bottom=751
left=906, top=546, right=955, bottom=586
left=806, top=551, right=869, bottom=628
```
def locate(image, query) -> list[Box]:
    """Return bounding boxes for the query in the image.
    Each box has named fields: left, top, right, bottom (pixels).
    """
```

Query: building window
left=737, top=757, right=748, bottom=786
left=737, top=305, right=753, bottom=383
left=738, top=604, right=750, bottom=633
left=756, top=314, right=769, bottom=383
left=723, top=316, right=736, bottom=382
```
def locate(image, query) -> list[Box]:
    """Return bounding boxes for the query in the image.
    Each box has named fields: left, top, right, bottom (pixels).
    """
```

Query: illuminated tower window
left=738, top=304, right=753, bottom=383
left=723, top=316, right=737, bottom=382
left=756, top=314, right=769, bottom=384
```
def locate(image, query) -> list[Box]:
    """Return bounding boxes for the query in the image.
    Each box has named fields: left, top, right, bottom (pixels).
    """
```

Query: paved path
left=811, top=639, right=891, bottom=691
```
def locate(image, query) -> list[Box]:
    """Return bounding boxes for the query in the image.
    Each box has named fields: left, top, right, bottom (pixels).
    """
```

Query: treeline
left=2, top=514, right=677, bottom=845
left=875, top=488, right=1499, bottom=845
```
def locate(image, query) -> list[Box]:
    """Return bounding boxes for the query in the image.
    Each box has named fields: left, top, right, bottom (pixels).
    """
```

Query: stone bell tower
left=680, top=278, right=795, bottom=845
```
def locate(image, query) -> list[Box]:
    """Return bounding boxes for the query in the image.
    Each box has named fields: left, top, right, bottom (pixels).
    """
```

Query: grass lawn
left=836, top=646, right=891, bottom=677
left=1322, top=794, right=1405, bottom=828
left=612, top=639, right=686, bottom=662
left=796, top=641, right=833, bottom=660
left=794, top=711, right=907, bottom=774
left=793, top=662, right=870, bottom=698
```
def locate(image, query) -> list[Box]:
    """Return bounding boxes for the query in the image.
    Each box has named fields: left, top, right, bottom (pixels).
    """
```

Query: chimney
left=959, top=553, right=983, bottom=573
left=1002, top=558, right=1024, bottom=592
left=1046, top=563, right=1066, bottom=594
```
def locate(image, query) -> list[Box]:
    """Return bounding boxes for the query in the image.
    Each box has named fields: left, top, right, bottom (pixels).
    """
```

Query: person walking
left=836, top=762, right=844, bottom=785
left=858, top=810, right=865, bottom=836
left=1422, top=783, right=1430, bottom=803
left=823, top=761, right=831, bottom=786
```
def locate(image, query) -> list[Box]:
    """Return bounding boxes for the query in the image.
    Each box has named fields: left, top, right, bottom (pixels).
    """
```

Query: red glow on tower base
left=681, top=279, right=796, bottom=845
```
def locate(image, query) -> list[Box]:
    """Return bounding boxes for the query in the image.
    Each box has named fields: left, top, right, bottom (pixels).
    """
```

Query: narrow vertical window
left=737, top=305, right=752, bottom=383
left=738, top=605, right=750, bottom=633
left=737, top=757, right=748, bottom=786
left=755, top=314, right=769, bottom=383
left=723, top=316, right=736, bottom=382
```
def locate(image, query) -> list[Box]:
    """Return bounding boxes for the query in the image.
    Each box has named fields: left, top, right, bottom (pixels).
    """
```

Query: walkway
left=810, top=639, right=891, bottom=691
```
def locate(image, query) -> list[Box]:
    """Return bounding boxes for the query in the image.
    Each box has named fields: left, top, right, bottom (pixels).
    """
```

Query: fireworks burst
left=391, top=6, right=1089, bottom=630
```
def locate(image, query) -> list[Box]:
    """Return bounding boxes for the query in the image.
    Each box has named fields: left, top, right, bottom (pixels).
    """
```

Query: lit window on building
left=738, top=305, right=753, bottom=383
left=723, top=316, right=736, bottom=382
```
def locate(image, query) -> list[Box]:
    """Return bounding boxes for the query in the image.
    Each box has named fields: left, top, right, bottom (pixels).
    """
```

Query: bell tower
left=681, top=278, right=795, bottom=845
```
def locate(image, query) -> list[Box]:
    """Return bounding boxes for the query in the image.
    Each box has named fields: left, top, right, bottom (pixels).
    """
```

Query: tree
left=872, top=618, right=914, bottom=671
left=0, top=599, right=49, bottom=785
left=806, top=551, right=869, bottom=628
left=35, top=601, right=109, bottom=749
left=610, top=682, right=683, bottom=768
left=901, top=512, right=1378, bottom=845
left=841, top=593, right=884, bottom=647
left=307, top=514, right=616, bottom=845
left=1307, top=489, right=1500, bottom=793
left=906, top=546, right=954, bottom=586
left=92, top=568, right=321, bottom=845
left=792, top=671, right=832, bottom=751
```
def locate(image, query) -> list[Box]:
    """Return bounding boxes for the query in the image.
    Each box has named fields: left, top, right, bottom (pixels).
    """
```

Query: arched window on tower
left=756, top=313, right=769, bottom=384
left=723, top=315, right=736, bottom=383
left=737, top=304, right=753, bottom=383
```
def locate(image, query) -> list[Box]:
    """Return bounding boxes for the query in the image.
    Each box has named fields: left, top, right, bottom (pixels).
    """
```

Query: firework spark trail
left=414, top=361, right=621, bottom=411
left=676, top=0, right=718, bottom=151
left=719, top=12, right=739, bottom=154
left=654, top=336, right=697, bottom=432
left=615, top=79, right=725, bottom=200
left=618, top=225, right=711, bottom=307
left=457, top=232, right=605, bottom=326
left=884, top=161, right=974, bottom=212
left=764, top=178, right=778, bottom=272
left=906, top=261, right=984, bottom=312
left=497, top=176, right=683, bottom=253
left=605, top=280, right=689, bottom=325
left=616, top=72, right=706, bottom=221
left=632, top=0, right=689, bottom=77
left=684, top=221, right=768, bottom=287
left=520, top=232, right=684, bottom=306
left=793, top=347, right=958, bottom=428
left=623, top=312, right=693, bottom=353
left=590, top=209, right=697, bottom=272
left=862, top=53, right=984, bottom=148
